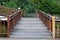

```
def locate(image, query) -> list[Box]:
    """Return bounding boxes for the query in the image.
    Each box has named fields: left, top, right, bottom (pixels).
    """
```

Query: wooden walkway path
left=0, top=10, right=60, bottom=40
left=0, top=17, right=60, bottom=40
left=9, top=17, right=52, bottom=39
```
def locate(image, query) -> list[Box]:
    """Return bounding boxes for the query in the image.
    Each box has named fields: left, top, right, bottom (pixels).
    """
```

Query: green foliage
left=32, top=0, right=60, bottom=15
left=2, top=0, right=18, bottom=8
left=0, top=0, right=60, bottom=15
left=2, top=24, right=6, bottom=33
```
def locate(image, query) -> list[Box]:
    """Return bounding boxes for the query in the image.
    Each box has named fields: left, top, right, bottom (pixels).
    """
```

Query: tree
left=2, top=0, right=18, bottom=8
left=0, top=0, right=60, bottom=15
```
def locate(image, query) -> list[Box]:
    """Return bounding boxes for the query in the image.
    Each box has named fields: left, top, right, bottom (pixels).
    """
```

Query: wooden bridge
left=0, top=9, right=60, bottom=40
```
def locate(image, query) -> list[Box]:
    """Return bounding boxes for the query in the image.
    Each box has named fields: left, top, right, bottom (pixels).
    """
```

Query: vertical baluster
left=56, top=23, right=58, bottom=37
left=0, top=20, right=2, bottom=36
left=7, top=16, right=10, bottom=37
left=58, top=23, right=59, bottom=37
left=59, top=24, right=60, bottom=37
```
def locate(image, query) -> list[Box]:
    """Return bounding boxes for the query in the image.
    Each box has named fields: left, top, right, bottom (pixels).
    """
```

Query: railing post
left=7, top=16, right=10, bottom=37
left=52, top=16, right=55, bottom=39
left=20, top=10, right=22, bottom=17
left=0, top=20, right=2, bottom=36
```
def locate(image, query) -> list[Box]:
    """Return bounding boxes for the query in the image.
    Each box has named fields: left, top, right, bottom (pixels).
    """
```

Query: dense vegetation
left=0, top=0, right=60, bottom=15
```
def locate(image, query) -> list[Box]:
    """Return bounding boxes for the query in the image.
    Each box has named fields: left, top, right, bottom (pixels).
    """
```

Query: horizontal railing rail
left=37, top=10, right=55, bottom=39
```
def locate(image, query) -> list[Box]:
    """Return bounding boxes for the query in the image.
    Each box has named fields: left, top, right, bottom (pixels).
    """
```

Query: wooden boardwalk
left=10, top=17, right=52, bottom=39
left=0, top=17, right=60, bottom=40
left=0, top=6, right=60, bottom=39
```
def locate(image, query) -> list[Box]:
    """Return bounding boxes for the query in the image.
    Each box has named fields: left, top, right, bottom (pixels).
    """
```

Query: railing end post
left=52, top=16, right=55, bottom=39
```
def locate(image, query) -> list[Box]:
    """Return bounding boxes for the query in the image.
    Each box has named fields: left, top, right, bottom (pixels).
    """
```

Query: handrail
left=37, top=10, right=55, bottom=39
left=7, top=10, right=22, bottom=37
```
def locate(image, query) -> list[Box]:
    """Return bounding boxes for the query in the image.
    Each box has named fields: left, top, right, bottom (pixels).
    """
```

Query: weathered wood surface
left=0, top=17, right=60, bottom=40
left=0, top=38, right=60, bottom=40
left=9, top=17, right=52, bottom=39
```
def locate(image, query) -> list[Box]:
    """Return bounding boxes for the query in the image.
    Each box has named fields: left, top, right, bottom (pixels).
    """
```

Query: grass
left=0, top=34, right=7, bottom=37
left=1, top=25, right=7, bottom=37
left=1, top=25, right=7, bottom=33
left=0, top=26, right=7, bottom=37
left=55, top=23, right=60, bottom=28
left=0, top=21, right=7, bottom=37
left=55, top=23, right=60, bottom=38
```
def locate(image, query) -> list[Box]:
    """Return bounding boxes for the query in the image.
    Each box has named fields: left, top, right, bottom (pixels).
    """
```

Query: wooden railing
left=7, top=10, right=22, bottom=37
left=37, top=10, right=55, bottom=39
left=55, top=21, right=60, bottom=38
left=0, top=10, right=22, bottom=37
